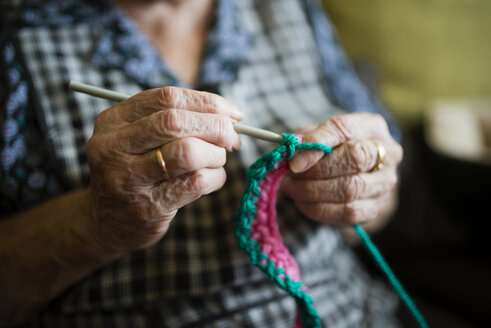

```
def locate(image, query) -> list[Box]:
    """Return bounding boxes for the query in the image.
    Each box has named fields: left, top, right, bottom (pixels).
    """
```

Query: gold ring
left=155, top=148, right=170, bottom=179
left=370, top=140, right=386, bottom=172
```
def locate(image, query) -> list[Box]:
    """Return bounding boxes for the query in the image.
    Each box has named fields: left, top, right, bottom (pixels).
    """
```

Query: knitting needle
left=68, top=81, right=284, bottom=143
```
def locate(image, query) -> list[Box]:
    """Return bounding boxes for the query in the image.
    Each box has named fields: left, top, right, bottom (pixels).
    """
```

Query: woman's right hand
left=85, top=87, right=243, bottom=256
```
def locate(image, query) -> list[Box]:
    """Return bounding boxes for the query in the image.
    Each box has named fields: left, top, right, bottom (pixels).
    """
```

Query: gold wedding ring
left=155, top=148, right=170, bottom=180
left=370, top=140, right=386, bottom=172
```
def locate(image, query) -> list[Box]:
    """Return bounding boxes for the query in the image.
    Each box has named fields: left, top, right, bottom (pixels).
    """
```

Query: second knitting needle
left=68, top=81, right=284, bottom=143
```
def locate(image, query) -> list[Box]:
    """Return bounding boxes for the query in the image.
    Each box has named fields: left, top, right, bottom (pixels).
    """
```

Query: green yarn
left=236, top=133, right=428, bottom=328
left=353, top=224, right=429, bottom=328
left=236, top=134, right=328, bottom=327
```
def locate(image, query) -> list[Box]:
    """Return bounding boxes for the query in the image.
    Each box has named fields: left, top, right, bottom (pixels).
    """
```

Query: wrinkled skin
left=281, top=113, right=403, bottom=226
left=87, top=87, right=402, bottom=255
left=86, top=87, right=242, bottom=255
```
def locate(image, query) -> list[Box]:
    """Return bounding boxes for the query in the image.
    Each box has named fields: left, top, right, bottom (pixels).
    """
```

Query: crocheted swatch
left=236, top=134, right=428, bottom=328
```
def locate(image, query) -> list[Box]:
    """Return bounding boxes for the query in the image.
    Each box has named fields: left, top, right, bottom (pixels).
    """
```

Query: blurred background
left=322, top=1, right=491, bottom=327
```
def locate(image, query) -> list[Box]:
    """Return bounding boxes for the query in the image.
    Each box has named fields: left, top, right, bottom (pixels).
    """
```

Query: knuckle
left=372, top=113, right=389, bottom=132
left=349, top=140, right=372, bottom=172
left=201, top=92, right=220, bottom=113
left=330, top=115, right=352, bottom=139
left=189, top=172, right=208, bottom=193
left=161, top=86, right=180, bottom=108
left=93, top=109, right=111, bottom=133
left=342, top=175, right=364, bottom=202
left=162, top=108, right=184, bottom=134
left=175, top=139, right=196, bottom=170
left=215, top=115, right=233, bottom=145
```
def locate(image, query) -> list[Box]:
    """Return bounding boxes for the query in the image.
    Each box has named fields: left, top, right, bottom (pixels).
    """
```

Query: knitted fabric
left=236, top=134, right=428, bottom=328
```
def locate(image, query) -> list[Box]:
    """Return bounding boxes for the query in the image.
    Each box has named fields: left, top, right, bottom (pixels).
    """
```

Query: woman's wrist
left=62, top=189, right=123, bottom=267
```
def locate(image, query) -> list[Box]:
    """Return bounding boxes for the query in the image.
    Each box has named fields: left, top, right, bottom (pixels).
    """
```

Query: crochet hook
left=68, top=81, right=284, bottom=143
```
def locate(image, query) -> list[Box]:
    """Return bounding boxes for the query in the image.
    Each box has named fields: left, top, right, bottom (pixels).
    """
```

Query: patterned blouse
left=1, top=0, right=400, bottom=327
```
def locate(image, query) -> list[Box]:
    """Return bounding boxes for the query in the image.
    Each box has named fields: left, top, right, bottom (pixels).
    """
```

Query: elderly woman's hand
left=281, top=113, right=402, bottom=226
left=86, top=87, right=243, bottom=255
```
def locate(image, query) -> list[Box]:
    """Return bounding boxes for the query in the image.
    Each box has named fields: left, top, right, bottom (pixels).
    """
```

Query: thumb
left=288, top=122, right=346, bottom=173
left=288, top=113, right=390, bottom=173
left=289, top=148, right=325, bottom=174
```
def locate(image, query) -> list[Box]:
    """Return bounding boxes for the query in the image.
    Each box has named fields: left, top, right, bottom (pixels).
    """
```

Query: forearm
left=0, top=189, right=118, bottom=327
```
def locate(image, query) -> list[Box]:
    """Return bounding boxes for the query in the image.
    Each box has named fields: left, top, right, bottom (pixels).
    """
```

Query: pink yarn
left=238, top=135, right=324, bottom=328
left=249, top=136, right=305, bottom=288
left=250, top=159, right=302, bottom=281
left=239, top=133, right=424, bottom=328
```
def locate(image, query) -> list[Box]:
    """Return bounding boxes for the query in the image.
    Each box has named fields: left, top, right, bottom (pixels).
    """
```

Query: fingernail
left=289, top=155, right=308, bottom=173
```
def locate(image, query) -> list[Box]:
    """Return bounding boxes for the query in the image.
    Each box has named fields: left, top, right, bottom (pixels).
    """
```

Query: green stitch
left=236, top=133, right=427, bottom=328
left=236, top=134, right=329, bottom=327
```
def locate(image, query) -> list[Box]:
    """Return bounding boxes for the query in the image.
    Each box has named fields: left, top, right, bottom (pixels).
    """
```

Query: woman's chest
left=17, top=0, right=343, bottom=187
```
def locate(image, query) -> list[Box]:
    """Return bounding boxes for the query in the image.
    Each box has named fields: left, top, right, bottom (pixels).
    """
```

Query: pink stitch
left=248, top=136, right=308, bottom=327
left=250, top=157, right=301, bottom=281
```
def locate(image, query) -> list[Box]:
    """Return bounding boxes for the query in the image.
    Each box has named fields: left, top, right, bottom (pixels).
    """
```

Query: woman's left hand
left=280, top=113, right=403, bottom=226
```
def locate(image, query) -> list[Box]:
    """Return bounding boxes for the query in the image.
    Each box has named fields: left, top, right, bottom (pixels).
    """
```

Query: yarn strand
left=353, top=224, right=429, bottom=328
left=236, top=133, right=427, bottom=328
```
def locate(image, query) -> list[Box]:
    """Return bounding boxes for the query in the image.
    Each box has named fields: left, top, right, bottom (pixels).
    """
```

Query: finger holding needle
left=68, top=81, right=284, bottom=143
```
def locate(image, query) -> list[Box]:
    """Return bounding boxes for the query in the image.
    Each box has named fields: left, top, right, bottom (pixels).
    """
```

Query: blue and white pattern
left=0, top=36, right=62, bottom=212
left=21, top=0, right=112, bottom=26
left=90, top=9, right=181, bottom=88
left=21, top=0, right=252, bottom=90
left=199, top=0, right=252, bottom=86
left=2, top=0, right=401, bottom=326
